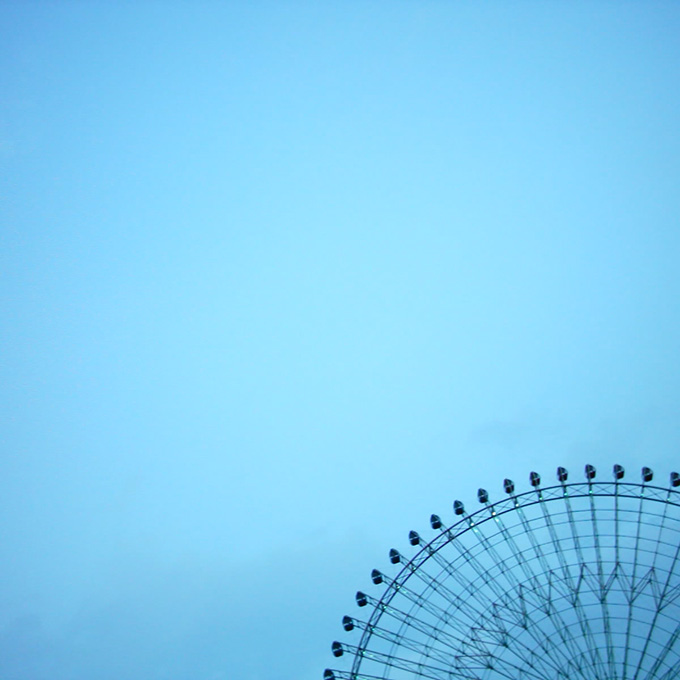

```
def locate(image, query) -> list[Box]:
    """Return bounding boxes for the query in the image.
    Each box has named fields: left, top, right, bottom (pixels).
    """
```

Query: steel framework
left=325, top=465, right=680, bottom=680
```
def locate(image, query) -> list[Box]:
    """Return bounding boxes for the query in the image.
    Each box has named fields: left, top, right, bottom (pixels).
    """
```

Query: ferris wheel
left=325, top=464, right=680, bottom=680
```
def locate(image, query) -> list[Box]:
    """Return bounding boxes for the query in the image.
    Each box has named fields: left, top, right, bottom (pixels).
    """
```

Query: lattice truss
left=325, top=465, right=680, bottom=680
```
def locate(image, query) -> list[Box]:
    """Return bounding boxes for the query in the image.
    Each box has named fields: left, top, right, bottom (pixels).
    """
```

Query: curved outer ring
left=350, top=478, right=680, bottom=677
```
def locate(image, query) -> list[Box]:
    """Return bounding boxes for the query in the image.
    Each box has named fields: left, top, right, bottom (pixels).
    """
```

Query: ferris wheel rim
left=325, top=465, right=680, bottom=680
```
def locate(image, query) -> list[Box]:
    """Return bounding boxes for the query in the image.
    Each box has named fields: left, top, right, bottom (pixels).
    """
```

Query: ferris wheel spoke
left=376, top=551, right=591, bottom=680
left=447, top=487, right=610, bottom=679
left=334, top=640, right=469, bottom=680
left=637, top=619, right=680, bottom=680
left=436, top=527, right=519, bottom=608
left=370, top=567, right=479, bottom=640
left=485, top=491, right=605, bottom=678
left=493, top=585, right=602, bottom=680
left=438, top=529, right=583, bottom=672
left=560, top=489, right=610, bottom=678
left=399, top=540, right=554, bottom=658
left=345, top=612, right=461, bottom=657
left=654, top=668, right=680, bottom=680
left=537, top=481, right=583, bottom=595
left=631, top=571, right=680, bottom=678
left=454, top=651, right=548, bottom=680
left=412, top=536, right=536, bottom=639
left=649, top=479, right=680, bottom=615
left=443, top=499, right=604, bottom=680
left=371, top=569, right=571, bottom=678
left=537, top=482, right=602, bottom=669
left=467, top=612, right=584, bottom=680
left=657, top=548, right=680, bottom=612
left=459, top=582, right=584, bottom=679
left=351, top=589, right=467, bottom=653
left=587, top=482, right=618, bottom=678
left=389, top=543, right=494, bottom=625
left=622, top=478, right=653, bottom=679
left=345, top=614, right=462, bottom=669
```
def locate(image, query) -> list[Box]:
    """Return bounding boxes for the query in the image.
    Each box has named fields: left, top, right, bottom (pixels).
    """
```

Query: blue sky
left=2, top=2, right=680, bottom=679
